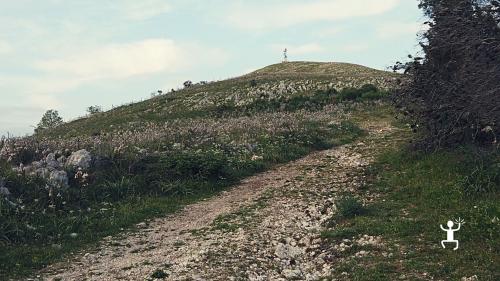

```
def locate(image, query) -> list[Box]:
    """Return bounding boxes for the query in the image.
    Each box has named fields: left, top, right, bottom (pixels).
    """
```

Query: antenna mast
left=283, top=48, right=288, bottom=63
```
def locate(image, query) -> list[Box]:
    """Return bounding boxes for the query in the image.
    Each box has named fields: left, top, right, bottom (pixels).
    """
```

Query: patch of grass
left=321, top=227, right=357, bottom=240
left=0, top=193, right=209, bottom=278
left=329, top=121, right=367, bottom=145
left=337, top=84, right=390, bottom=102
left=336, top=195, right=367, bottom=219
left=324, top=145, right=500, bottom=280
left=212, top=195, right=269, bottom=233
left=332, top=260, right=399, bottom=281
left=150, top=269, right=169, bottom=279
left=458, top=160, right=499, bottom=195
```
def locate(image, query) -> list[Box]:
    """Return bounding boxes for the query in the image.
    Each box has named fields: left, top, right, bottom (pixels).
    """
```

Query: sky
left=0, top=0, right=426, bottom=136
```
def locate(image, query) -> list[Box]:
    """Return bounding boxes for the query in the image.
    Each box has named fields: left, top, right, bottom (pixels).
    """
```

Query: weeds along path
left=38, top=116, right=399, bottom=281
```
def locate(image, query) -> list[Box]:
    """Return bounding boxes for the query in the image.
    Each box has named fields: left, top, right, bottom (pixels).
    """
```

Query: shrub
left=394, top=1, right=500, bottom=148
left=361, top=90, right=390, bottom=101
left=337, top=88, right=363, bottom=101
left=359, top=84, right=378, bottom=93
left=336, top=195, right=366, bottom=218
left=151, top=269, right=168, bottom=279
left=156, top=151, right=231, bottom=181
left=87, top=106, right=102, bottom=115
left=337, top=84, right=383, bottom=102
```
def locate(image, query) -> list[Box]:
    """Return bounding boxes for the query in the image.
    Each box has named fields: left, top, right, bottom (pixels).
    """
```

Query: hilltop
left=42, top=61, right=399, bottom=138
left=247, top=61, right=394, bottom=80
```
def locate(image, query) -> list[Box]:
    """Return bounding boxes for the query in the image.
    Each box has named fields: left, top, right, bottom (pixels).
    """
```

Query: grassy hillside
left=322, top=144, right=500, bottom=280
left=41, top=62, right=399, bottom=139
left=0, top=61, right=395, bottom=279
left=1, top=61, right=497, bottom=280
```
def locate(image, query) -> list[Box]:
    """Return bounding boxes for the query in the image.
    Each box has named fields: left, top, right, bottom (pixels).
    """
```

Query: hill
left=1, top=61, right=398, bottom=278
left=1, top=61, right=498, bottom=280
left=42, top=61, right=400, bottom=138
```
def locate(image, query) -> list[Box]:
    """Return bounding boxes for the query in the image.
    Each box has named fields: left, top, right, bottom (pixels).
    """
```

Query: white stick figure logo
left=440, top=217, right=464, bottom=250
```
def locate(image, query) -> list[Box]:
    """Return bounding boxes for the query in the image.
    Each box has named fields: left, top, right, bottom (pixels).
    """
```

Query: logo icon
left=440, top=217, right=464, bottom=250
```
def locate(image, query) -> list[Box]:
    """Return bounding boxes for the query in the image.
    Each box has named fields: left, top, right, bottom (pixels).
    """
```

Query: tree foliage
left=35, top=110, right=63, bottom=133
left=86, top=105, right=102, bottom=115
left=394, top=0, right=500, bottom=149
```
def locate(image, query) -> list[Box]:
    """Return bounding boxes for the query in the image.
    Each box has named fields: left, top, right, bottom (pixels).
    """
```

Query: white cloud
left=313, top=27, right=344, bottom=38
left=6, top=38, right=228, bottom=118
left=119, top=0, right=172, bottom=21
left=376, top=22, right=429, bottom=39
left=271, top=43, right=325, bottom=56
left=0, top=40, right=12, bottom=54
left=35, top=39, right=188, bottom=82
left=28, top=93, right=63, bottom=109
left=225, top=0, right=400, bottom=30
left=29, top=38, right=228, bottom=100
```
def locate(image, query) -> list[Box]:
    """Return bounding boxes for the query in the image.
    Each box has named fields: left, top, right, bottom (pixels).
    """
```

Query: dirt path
left=38, top=119, right=398, bottom=281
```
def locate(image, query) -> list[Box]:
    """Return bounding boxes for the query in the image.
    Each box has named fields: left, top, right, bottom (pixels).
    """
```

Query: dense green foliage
left=35, top=110, right=63, bottom=134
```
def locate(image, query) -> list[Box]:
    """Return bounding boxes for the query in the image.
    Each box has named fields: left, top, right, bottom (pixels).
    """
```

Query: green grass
left=336, top=84, right=390, bottom=102
left=0, top=118, right=365, bottom=279
left=0, top=191, right=214, bottom=278
left=323, top=146, right=500, bottom=280
left=220, top=85, right=390, bottom=116
left=212, top=193, right=269, bottom=233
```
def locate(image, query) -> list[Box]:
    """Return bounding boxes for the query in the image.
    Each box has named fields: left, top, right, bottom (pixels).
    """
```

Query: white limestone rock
left=66, top=149, right=92, bottom=169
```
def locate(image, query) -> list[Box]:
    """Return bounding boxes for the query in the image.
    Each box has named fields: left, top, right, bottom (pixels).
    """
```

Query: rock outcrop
left=66, top=149, right=92, bottom=169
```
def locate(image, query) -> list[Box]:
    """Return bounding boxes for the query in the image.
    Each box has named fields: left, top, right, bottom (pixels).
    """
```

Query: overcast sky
left=0, top=0, right=425, bottom=136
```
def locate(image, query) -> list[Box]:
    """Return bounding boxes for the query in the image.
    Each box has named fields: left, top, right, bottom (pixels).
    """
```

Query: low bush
left=337, top=84, right=388, bottom=102
left=336, top=195, right=367, bottom=218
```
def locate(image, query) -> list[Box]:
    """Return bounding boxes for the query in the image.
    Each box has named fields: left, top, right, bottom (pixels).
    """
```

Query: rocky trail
left=37, top=119, right=399, bottom=281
